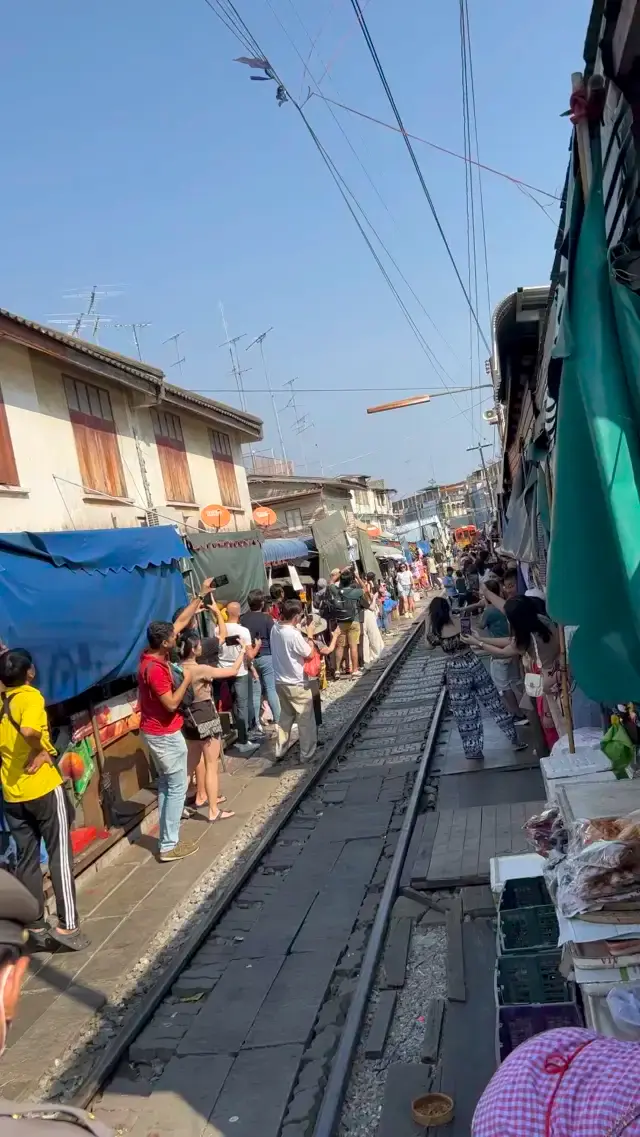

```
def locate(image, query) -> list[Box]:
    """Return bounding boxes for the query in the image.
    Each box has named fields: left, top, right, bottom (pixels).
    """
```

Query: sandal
left=208, top=809, right=235, bottom=824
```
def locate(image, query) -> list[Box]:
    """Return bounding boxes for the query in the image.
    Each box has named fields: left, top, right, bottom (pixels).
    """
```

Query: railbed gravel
left=42, top=622, right=419, bottom=1100
left=338, top=925, right=448, bottom=1137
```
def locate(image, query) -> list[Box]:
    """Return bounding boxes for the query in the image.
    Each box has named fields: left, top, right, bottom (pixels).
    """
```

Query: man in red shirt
left=138, top=621, right=194, bottom=861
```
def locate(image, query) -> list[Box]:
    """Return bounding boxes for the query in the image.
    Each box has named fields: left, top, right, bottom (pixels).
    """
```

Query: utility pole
left=466, top=441, right=496, bottom=516
left=246, top=327, right=289, bottom=469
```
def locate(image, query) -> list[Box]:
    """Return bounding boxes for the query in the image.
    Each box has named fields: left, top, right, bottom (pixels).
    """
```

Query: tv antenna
left=163, top=332, right=186, bottom=380
left=114, top=322, right=151, bottom=361
left=60, top=284, right=124, bottom=337
left=219, top=303, right=248, bottom=412
left=246, top=326, right=288, bottom=466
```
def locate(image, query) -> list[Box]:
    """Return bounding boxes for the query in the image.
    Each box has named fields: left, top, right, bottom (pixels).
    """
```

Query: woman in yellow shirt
left=0, top=649, right=87, bottom=951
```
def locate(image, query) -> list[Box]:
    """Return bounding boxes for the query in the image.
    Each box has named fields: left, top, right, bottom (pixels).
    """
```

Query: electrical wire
left=307, top=94, right=560, bottom=200
left=263, top=0, right=463, bottom=366
left=463, top=0, right=491, bottom=321
left=199, top=0, right=482, bottom=428
left=345, top=0, right=491, bottom=354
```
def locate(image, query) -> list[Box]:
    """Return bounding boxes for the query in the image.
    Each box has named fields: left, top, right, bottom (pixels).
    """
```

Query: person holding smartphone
left=218, top=602, right=261, bottom=756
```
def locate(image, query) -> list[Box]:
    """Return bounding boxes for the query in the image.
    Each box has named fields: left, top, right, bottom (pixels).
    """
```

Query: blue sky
left=2, top=0, right=589, bottom=497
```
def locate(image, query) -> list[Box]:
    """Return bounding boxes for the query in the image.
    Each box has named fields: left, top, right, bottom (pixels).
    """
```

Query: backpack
left=320, top=585, right=357, bottom=623
left=140, top=660, right=194, bottom=713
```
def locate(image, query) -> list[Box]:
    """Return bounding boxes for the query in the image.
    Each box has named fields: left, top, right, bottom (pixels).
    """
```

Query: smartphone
left=460, top=612, right=471, bottom=636
left=225, top=634, right=242, bottom=647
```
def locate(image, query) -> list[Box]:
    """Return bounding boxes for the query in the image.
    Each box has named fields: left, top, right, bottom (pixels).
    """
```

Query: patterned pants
left=446, top=652, right=518, bottom=758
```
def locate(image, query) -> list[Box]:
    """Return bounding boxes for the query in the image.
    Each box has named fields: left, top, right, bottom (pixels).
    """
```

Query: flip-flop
left=208, top=809, right=235, bottom=824
left=217, top=796, right=227, bottom=804
left=48, top=928, right=91, bottom=952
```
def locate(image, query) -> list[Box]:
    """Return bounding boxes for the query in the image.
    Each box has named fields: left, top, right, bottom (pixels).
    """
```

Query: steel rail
left=313, top=681, right=448, bottom=1137
left=71, top=613, right=428, bottom=1109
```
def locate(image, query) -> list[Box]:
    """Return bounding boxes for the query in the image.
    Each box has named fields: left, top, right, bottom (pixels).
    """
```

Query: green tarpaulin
left=356, top=527, right=380, bottom=577
left=547, top=141, right=640, bottom=702
left=186, top=530, right=267, bottom=611
left=312, top=512, right=350, bottom=579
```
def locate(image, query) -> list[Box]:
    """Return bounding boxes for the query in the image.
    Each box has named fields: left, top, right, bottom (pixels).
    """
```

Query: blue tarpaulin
left=262, top=537, right=311, bottom=566
left=417, top=540, right=431, bottom=555
left=0, top=527, right=188, bottom=705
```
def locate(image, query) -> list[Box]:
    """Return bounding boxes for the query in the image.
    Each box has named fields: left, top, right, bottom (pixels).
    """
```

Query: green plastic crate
left=497, top=951, right=571, bottom=1005
left=498, top=903, right=559, bottom=954
left=500, top=877, right=551, bottom=911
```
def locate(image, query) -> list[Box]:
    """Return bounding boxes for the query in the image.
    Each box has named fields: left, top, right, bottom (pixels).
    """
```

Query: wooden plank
left=400, top=814, right=427, bottom=888
left=410, top=813, right=440, bottom=884
left=382, top=918, right=412, bottom=989
left=421, top=997, right=445, bottom=1063
left=446, top=894, right=465, bottom=1003
left=425, top=810, right=456, bottom=883
left=459, top=805, right=483, bottom=881
left=495, top=803, right=512, bottom=856
left=438, top=918, right=496, bottom=1136
left=478, top=804, right=497, bottom=878
left=365, top=991, right=397, bottom=1058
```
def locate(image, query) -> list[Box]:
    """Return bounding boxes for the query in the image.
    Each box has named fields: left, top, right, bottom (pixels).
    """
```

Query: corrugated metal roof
left=0, top=307, right=262, bottom=440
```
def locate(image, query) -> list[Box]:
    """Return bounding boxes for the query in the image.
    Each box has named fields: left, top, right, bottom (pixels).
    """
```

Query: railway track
left=79, top=614, right=447, bottom=1137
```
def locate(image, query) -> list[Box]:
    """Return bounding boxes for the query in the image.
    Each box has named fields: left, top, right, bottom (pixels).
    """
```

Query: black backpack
left=320, top=585, right=357, bottom=623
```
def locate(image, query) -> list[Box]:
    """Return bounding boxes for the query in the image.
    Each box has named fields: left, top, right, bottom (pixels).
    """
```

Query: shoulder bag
left=523, top=635, right=544, bottom=698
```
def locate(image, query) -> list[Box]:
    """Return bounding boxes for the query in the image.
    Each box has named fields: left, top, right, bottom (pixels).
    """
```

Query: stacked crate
left=496, top=875, right=582, bottom=1061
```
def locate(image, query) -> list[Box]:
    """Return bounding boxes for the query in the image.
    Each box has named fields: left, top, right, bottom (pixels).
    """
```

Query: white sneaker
left=233, top=741, right=260, bottom=756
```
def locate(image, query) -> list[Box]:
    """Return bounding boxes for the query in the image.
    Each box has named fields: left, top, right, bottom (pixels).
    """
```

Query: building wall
left=0, top=341, right=253, bottom=532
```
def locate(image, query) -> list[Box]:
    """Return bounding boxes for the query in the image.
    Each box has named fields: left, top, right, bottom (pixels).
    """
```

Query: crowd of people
left=0, top=556, right=433, bottom=959
left=427, top=543, right=569, bottom=761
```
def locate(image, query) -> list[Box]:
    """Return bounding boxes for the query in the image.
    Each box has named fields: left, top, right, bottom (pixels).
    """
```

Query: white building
left=0, top=309, right=262, bottom=532
left=340, top=475, right=397, bottom=536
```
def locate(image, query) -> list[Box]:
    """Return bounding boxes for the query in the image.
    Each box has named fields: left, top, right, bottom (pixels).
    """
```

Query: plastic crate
left=498, top=1002, right=583, bottom=1062
left=500, top=877, right=551, bottom=911
left=498, top=903, right=559, bottom=954
left=497, top=951, right=571, bottom=1006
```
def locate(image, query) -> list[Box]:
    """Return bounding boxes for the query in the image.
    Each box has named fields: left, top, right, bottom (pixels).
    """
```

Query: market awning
left=262, top=537, right=312, bottom=566
left=547, top=143, right=640, bottom=702
left=372, top=543, right=404, bottom=561
left=186, top=529, right=266, bottom=610
left=312, top=512, right=350, bottom=578
left=0, top=526, right=188, bottom=705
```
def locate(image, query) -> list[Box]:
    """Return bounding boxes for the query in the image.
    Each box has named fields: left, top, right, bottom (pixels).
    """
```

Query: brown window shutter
left=64, top=375, right=127, bottom=497
left=209, top=430, right=241, bottom=508
left=0, top=388, right=19, bottom=486
left=151, top=408, right=195, bottom=503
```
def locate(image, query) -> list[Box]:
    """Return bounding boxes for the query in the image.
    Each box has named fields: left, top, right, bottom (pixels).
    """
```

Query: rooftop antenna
left=283, top=378, right=314, bottom=473
left=219, top=303, right=257, bottom=469
left=219, top=303, right=248, bottom=412
left=246, top=326, right=288, bottom=467
left=61, top=284, right=124, bottom=337
left=48, top=313, right=115, bottom=343
left=163, top=331, right=186, bottom=380
left=114, top=322, right=151, bottom=361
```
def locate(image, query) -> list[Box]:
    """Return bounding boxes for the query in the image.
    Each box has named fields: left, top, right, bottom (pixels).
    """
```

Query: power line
left=345, top=0, right=490, bottom=353
left=201, top=0, right=481, bottom=429
left=191, top=385, right=493, bottom=393
left=262, top=0, right=462, bottom=366
left=206, top=3, right=478, bottom=425
left=306, top=94, right=560, bottom=200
